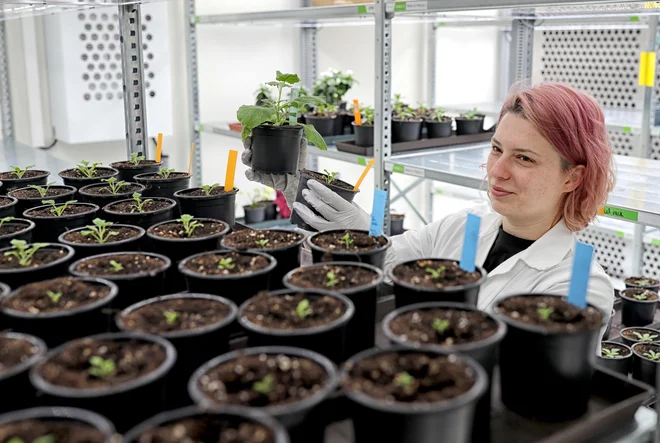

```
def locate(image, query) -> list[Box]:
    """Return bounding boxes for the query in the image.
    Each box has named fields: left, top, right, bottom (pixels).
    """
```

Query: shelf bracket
left=0, top=16, right=13, bottom=141
left=186, top=0, right=202, bottom=186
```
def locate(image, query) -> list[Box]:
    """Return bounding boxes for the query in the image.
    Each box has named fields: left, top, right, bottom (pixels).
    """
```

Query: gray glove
left=241, top=136, right=307, bottom=209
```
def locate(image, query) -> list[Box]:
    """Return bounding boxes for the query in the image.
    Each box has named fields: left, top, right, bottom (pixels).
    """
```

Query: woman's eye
left=518, top=155, right=533, bottom=163
left=491, top=146, right=501, bottom=153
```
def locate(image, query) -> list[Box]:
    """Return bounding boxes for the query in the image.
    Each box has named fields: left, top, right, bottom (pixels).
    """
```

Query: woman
left=242, top=83, right=616, bottom=317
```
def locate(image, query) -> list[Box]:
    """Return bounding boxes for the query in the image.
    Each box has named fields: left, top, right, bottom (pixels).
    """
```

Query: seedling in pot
left=296, top=299, right=313, bottom=319
left=156, top=168, right=175, bottom=179
left=425, top=266, right=446, bottom=279
left=163, top=310, right=180, bottom=325
left=252, top=374, right=274, bottom=395
left=340, top=232, right=354, bottom=248
left=102, top=177, right=130, bottom=195
left=634, top=291, right=654, bottom=300
left=131, top=192, right=153, bottom=213
left=28, top=181, right=56, bottom=198
left=217, top=257, right=235, bottom=270
left=323, top=170, right=339, bottom=185
left=4, top=239, right=48, bottom=266
left=0, top=216, right=14, bottom=228
left=74, top=160, right=102, bottom=178
left=633, top=279, right=653, bottom=287
left=461, top=108, right=480, bottom=120
left=201, top=183, right=220, bottom=196
left=313, top=68, right=356, bottom=104
left=431, top=107, right=448, bottom=122
left=325, top=271, right=339, bottom=287
left=42, top=199, right=77, bottom=217
left=178, top=214, right=203, bottom=238
left=396, top=110, right=417, bottom=121
left=361, top=106, right=375, bottom=125
left=537, top=307, right=554, bottom=321
left=81, top=218, right=119, bottom=244
left=643, top=350, right=660, bottom=361
left=634, top=331, right=658, bottom=342
left=9, top=165, right=35, bottom=179
left=46, top=290, right=62, bottom=303
left=130, top=152, right=146, bottom=166
left=432, top=318, right=450, bottom=334
left=8, top=436, right=55, bottom=443
left=109, top=260, right=124, bottom=272
left=255, top=239, right=269, bottom=248
left=312, top=103, right=338, bottom=118
left=602, top=348, right=620, bottom=358
left=394, top=371, right=414, bottom=388
left=88, top=355, right=116, bottom=378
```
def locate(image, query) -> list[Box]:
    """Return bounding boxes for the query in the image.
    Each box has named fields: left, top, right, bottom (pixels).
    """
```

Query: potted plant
left=110, top=152, right=162, bottom=182
left=625, top=276, right=660, bottom=292
left=290, top=169, right=359, bottom=231
left=388, top=258, right=486, bottom=309
left=59, top=161, right=119, bottom=188
left=102, top=192, right=176, bottom=230
left=188, top=346, right=338, bottom=443
left=29, top=332, right=176, bottom=432
left=353, top=105, right=374, bottom=147
left=392, top=108, right=423, bottom=143
left=258, top=187, right=278, bottom=221
left=313, top=68, right=357, bottom=109
left=23, top=200, right=99, bottom=242
left=68, top=251, right=171, bottom=309
left=237, top=71, right=327, bottom=175
left=382, top=302, right=506, bottom=443
left=174, top=183, right=239, bottom=226
left=494, top=294, right=604, bottom=421
left=243, top=189, right=269, bottom=225
left=620, top=288, right=658, bottom=327
left=59, top=218, right=146, bottom=259
left=340, top=346, right=487, bottom=443
left=0, top=332, right=47, bottom=413
left=0, top=165, right=50, bottom=194
left=455, top=108, right=484, bottom=136
left=425, top=108, right=453, bottom=139
left=620, top=326, right=660, bottom=347
left=116, top=293, right=238, bottom=408
left=304, top=104, right=339, bottom=137
left=631, top=342, right=660, bottom=385
left=0, top=195, right=17, bottom=218
left=0, top=276, right=118, bottom=348
left=134, top=168, right=191, bottom=203
left=390, top=212, right=405, bottom=235
left=283, top=262, right=383, bottom=356
left=221, top=229, right=305, bottom=290
left=0, top=240, right=75, bottom=289
left=596, top=341, right=633, bottom=375
left=9, top=182, right=77, bottom=215
left=178, top=250, right=276, bottom=306
left=79, top=177, right=145, bottom=208
left=306, top=229, right=391, bottom=270
left=238, top=289, right=354, bottom=363
left=0, top=217, right=35, bottom=248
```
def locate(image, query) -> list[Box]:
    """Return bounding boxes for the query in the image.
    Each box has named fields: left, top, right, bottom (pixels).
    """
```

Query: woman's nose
left=489, top=156, right=511, bottom=181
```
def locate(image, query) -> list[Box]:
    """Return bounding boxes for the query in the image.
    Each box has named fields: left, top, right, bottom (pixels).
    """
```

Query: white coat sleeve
left=384, top=217, right=450, bottom=271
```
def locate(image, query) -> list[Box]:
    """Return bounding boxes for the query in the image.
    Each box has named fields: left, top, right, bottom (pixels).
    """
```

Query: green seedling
left=102, top=177, right=130, bottom=195
left=325, top=271, right=339, bottom=287
left=217, top=257, right=235, bottom=270
left=0, top=216, right=14, bottom=229
left=644, top=350, right=660, bottom=361
left=432, top=107, right=447, bottom=122
left=178, top=214, right=203, bottom=238
left=74, top=160, right=102, bottom=178
left=4, top=239, right=48, bottom=267
left=633, top=331, right=659, bottom=342
left=635, top=279, right=653, bottom=286
left=156, top=168, right=175, bottom=179
left=601, top=348, right=620, bottom=358
left=340, top=232, right=354, bottom=248
left=396, top=109, right=416, bottom=121
left=313, top=103, right=339, bottom=118
left=462, top=108, right=480, bottom=120
left=252, top=374, right=274, bottom=394
left=634, top=293, right=650, bottom=300
left=201, top=183, right=220, bottom=196
left=163, top=310, right=180, bottom=325
left=109, top=260, right=124, bottom=272
left=27, top=181, right=56, bottom=198
left=88, top=356, right=116, bottom=378
left=255, top=239, right=270, bottom=248
left=432, top=318, right=450, bottom=334
left=425, top=266, right=446, bottom=279
left=81, top=218, right=118, bottom=244
left=7, top=436, right=55, bottom=443
left=323, top=169, right=339, bottom=185
left=361, top=105, right=375, bottom=125
left=296, top=299, right=313, bottom=319
left=537, top=307, right=554, bottom=320
left=394, top=371, right=414, bottom=388
left=42, top=199, right=77, bottom=217
left=46, top=290, right=62, bottom=303
left=9, top=165, right=34, bottom=179
left=131, top=192, right=153, bottom=213
left=130, top=152, right=145, bottom=166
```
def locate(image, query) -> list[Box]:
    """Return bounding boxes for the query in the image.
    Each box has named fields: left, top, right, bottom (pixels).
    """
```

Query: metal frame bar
left=392, top=179, right=428, bottom=225
left=391, top=177, right=425, bottom=204
left=196, top=4, right=371, bottom=25
left=427, top=22, right=436, bottom=108
left=509, top=18, right=535, bottom=86
left=0, top=17, right=12, bottom=140
left=186, top=0, right=202, bottom=186
left=301, top=0, right=319, bottom=172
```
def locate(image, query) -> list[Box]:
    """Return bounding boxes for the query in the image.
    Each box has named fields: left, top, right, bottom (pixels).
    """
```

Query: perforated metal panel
left=650, top=135, right=660, bottom=160
left=577, top=225, right=632, bottom=278
left=642, top=242, right=660, bottom=279
left=609, top=128, right=640, bottom=156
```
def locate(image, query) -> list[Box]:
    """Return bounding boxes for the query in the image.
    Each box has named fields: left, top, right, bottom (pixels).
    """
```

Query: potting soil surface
left=303, top=170, right=354, bottom=191
left=496, top=295, right=603, bottom=332
left=198, top=353, right=328, bottom=407
left=59, top=168, right=116, bottom=179
left=621, top=328, right=659, bottom=342
left=137, top=417, right=275, bottom=443
left=105, top=199, right=173, bottom=214
left=36, top=338, right=166, bottom=388
left=0, top=170, right=47, bottom=180
left=149, top=220, right=227, bottom=240
left=184, top=251, right=270, bottom=276
left=0, top=198, right=13, bottom=207
left=601, top=342, right=631, bottom=357
left=179, top=187, right=235, bottom=197
left=388, top=308, right=498, bottom=346
left=74, top=254, right=167, bottom=277
left=0, top=419, right=106, bottom=442
left=26, top=204, right=96, bottom=218
left=0, top=248, right=68, bottom=270
left=343, top=352, right=475, bottom=403
left=10, top=187, right=72, bottom=199
left=141, top=173, right=190, bottom=179
left=243, top=291, right=347, bottom=330
left=223, top=230, right=303, bottom=250
left=0, top=335, right=39, bottom=373
left=121, top=297, right=231, bottom=333
left=311, top=230, right=388, bottom=252
left=83, top=184, right=142, bottom=195
left=625, top=276, right=660, bottom=287
left=621, top=288, right=659, bottom=301
left=631, top=343, right=660, bottom=358
left=63, top=226, right=141, bottom=244
left=392, top=259, right=481, bottom=289
left=2, top=277, right=112, bottom=313
left=288, top=265, right=378, bottom=291
left=0, top=224, right=29, bottom=236
left=111, top=160, right=160, bottom=168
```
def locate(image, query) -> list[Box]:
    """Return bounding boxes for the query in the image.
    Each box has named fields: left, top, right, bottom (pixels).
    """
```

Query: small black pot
left=596, top=341, right=633, bottom=376
left=179, top=250, right=277, bottom=306
left=9, top=185, right=77, bottom=215
left=0, top=218, right=35, bottom=248
left=425, top=119, right=452, bottom=138
left=341, top=346, right=487, bottom=443
left=68, top=251, right=171, bottom=310
left=251, top=124, right=303, bottom=175
left=0, top=243, right=75, bottom=289
left=283, top=262, right=384, bottom=357
left=0, top=195, right=17, bottom=218
left=306, top=229, right=392, bottom=270
left=455, top=118, right=484, bottom=136
left=0, top=277, right=119, bottom=348
left=134, top=172, right=191, bottom=202
left=58, top=167, right=119, bottom=188
left=102, top=197, right=176, bottom=230
left=243, top=205, right=266, bottom=224
left=261, top=201, right=278, bottom=220
left=632, top=342, right=660, bottom=386
left=29, top=332, right=177, bottom=433
left=110, top=160, right=163, bottom=182
left=116, top=293, right=238, bottom=408
left=353, top=123, right=374, bottom=147
left=0, top=407, right=117, bottom=441
left=78, top=182, right=146, bottom=209
left=58, top=224, right=146, bottom=259
left=620, top=326, right=660, bottom=347
left=388, top=258, right=487, bottom=309
left=174, top=187, right=238, bottom=226
left=624, top=276, right=660, bottom=293
left=621, top=289, right=658, bottom=327
left=304, top=115, right=337, bottom=137
left=0, top=332, right=47, bottom=413
left=23, top=203, right=99, bottom=243
left=392, top=119, right=423, bottom=143
left=0, top=170, right=49, bottom=194
left=390, top=214, right=405, bottom=235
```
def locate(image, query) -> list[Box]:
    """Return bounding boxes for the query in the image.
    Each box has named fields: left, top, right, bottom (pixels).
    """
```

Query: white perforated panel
left=642, top=241, right=660, bottom=279
left=609, top=129, right=640, bottom=156
left=577, top=225, right=632, bottom=278
left=651, top=135, right=660, bottom=160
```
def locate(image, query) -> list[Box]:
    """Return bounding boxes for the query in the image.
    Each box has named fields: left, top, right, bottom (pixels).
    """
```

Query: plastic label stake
left=369, top=189, right=388, bottom=236
left=353, top=158, right=375, bottom=191
left=156, top=133, right=163, bottom=162
left=188, top=143, right=195, bottom=175
left=459, top=213, right=481, bottom=273
left=225, top=150, right=238, bottom=192
left=567, top=242, right=594, bottom=309
left=353, top=99, right=362, bottom=126
left=289, top=87, right=299, bottom=124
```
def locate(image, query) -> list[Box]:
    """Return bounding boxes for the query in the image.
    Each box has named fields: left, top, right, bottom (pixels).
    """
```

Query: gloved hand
left=241, top=136, right=307, bottom=209
left=292, top=179, right=370, bottom=231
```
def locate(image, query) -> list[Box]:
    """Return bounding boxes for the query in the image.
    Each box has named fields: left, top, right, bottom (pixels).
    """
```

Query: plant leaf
left=275, top=71, right=300, bottom=85
left=303, top=124, right=327, bottom=151
left=288, top=96, right=326, bottom=107
left=237, top=106, right=275, bottom=139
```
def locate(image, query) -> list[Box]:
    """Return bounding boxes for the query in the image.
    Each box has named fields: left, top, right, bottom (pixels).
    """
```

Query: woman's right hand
left=293, top=180, right=371, bottom=231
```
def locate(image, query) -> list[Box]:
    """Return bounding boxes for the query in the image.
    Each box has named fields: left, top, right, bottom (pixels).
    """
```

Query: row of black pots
left=303, top=112, right=354, bottom=137
left=243, top=200, right=278, bottom=225
left=597, top=340, right=660, bottom=386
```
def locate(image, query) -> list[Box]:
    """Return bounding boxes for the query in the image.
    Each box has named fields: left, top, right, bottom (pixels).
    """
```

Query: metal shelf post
left=509, top=17, right=534, bottom=87
left=0, top=17, right=13, bottom=141
left=186, top=0, right=202, bottom=186
left=301, top=0, right=319, bottom=172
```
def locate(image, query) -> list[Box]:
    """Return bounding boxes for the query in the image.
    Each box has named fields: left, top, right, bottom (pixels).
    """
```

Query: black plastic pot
left=179, top=250, right=277, bottom=306
left=0, top=170, right=49, bottom=194
left=382, top=302, right=506, bottom=443
left=29, top=332, right=177, bottom=433
left=632, top=342, right=660, bottom=386
left=426, top=119, right=452, bottom=138
left=455, top=118, right=484, bottom=136
left=9, top=185, right=77, bottom=216
left=23, top=202, right=99, bottom=243
left=0, top=277, right=119, bottom=348
left=102, top=197, right=176, bottom=230
left=624, top=276, right=660, bottom=292
left=243, top=205, right=266, bottom=224
left=0, top=332, right=47, bottom=413
left=283, top=262, right=384, bottom=357
left=620, top=326, right=660, bottom=347
left=0, top=218, right=35, bottom=248
left=388, top=258, right=487, bottom=309
left=353, top=123, right=374, bottom=147
left=58, top=224, right=146, bottom=259
left=78, top=182, right=146, bottom=209
left=494, top=294, right=605, bottom=422
left=290, top=170, right=359, bottom=232
left=306, top=229, right=392, bottom=270
left=68, top=251, right=171, bottom=310
left=0, top=195, right=17, bottom=218
left=122, top=405, right=290, bottom=443
left=110, top=160, right=162, bottom=182
left=596, top=341, right=633, bottom=376
left=392, top=119, right=423, bottom=143
left=304, top=115, right=337, bottom=137
left=341, top=346, right=487, bottom=443
left=390, top=214, right=405, bottom=235
left=621, top=289, right=658, bottom=327
left=261, top=201, right=277, bottom=220
left=58, top=167, right=119, bottom=188
left=116, top=293, right=238, bottom=408
left=0, top=243, right=74, bottom=289
left=134, top=172, right=191, bottom=202
left=188, top=346, right=338, bottom=443
left=174, top=187, right=238, bottom=227
left=251, top=124, right=303, bottom=175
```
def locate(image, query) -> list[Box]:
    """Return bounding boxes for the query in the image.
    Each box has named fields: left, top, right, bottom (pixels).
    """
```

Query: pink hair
left=498, top=83, right=616, bottom=231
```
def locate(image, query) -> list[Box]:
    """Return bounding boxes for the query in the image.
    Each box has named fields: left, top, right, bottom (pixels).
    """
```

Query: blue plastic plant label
left=289, top=87, right=299, bottom=123
left=459, top=213, right=481, bottom=273
left=369, top=189, right=387, bottom=236
left=567, top=242, right=594, bottom=309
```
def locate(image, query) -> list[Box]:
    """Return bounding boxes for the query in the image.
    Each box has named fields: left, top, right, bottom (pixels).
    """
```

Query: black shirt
left=482, top=226, right=536, bottom=273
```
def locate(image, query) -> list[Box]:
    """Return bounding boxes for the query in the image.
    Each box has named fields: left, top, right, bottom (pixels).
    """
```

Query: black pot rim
left=387, top=258, right=487, bottom=295
left=173, top=187, right=239, bottom=200
left=0, top=218, right=35, bottom=238
left=237, top=288, right=355, bottom=337
left=78, top=182, right=146, bottom=198
left=0, top=331, right=47, bottom=382
left=69, top=251, right=172, bottom=281
left=283, top=261, right=384, bottom=295
left=178, top=250, right=277, bottom=281
left=122, top=405, right=289, bottom=443
left=392, top=118, right=423, bottom=123
left=0, top=243, right=74, bottom=276
left=58, top=167, right=119, bottom=181
left=304, top=114, right=339, bottom=121
left=0, top=277, right=118, bottom=320
left=382, top=301, right=507, bottom=353
left=102, top=197, right=177, bottom=215
left=306, top=229, right=392, bottom=257
left=0, top=195, right=18, bottom=209
left=110, top=160, right=163, bottom=170
left=340, top=345, right=487, bottom=414
left=300, top=170, right=359, bottom=195
left=0, top=407, right=116, bottom=438
left=221, top=229, right=305, bottom=254
left=188, top=345, right=338, bottom=418
left=133, top=172, right=192, bottom=183
left=620, top=326, right=660, bottom=344
left=254, top=123, right=303, bottom=133
left=116, top=293, right=239, bottom=339
left=8, top=185, right=77, bottom=202
left=631, top=342, right=660, bottom=361
left=620, top=288, right=659, bottom=303
left=0, top=171, right=50, bottom=182
left=455, top=116, right=485, bottom=121
left=23, top=202, right=100, bottom=220
left=146, top=218, right=230, bottom=244
left=351, top=122, right=374, bottom=127
left=423, top=118, right=452, bottom=124
left=58, top=224, right=146, bottom=248
left=624, top=276, right=660, bottom=287
left=29, top=332, right=177, bottom=398
left=598, top=340, right=633, bottom=360
left=243, top=205, right=266, bottom=212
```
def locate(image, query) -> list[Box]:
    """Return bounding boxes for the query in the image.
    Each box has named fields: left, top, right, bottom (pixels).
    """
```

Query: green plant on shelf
left=392, top=93, right=408, bottom=115
left=163, top=310, right=180, bottom=325
left=156, top=168, right=175, bottom=179
left=394, top=371, right=414, bottom=388
left=360, top=106, right=375, bottom=126
left=178, top=214, right=203, bottom=238
left=8, top=436, right=55, bottom=443
left=634, top=279, right=654, bottom=287
left=634, top=291, right=652, bottom=300
left=431, top=107, right=448, bottom=122
left=432, top=318, right=450, bottom=334
left=109, top=260, right=124, bottom=272
left=27, top=181, right=56, bottom=198
left=81, top=218, right=118, bottom=244
left=537, top=307, right=554, bottom=321
left=633, top=331, right=659, bottom=342
left=74, top=160, right=102, bottom=178
left=88, top=356, right=116, bottom=378
left=0, top=216, right=13, bottom=229
left=217, top=257, right=235, bottom=270
left=323, top=170, right=339, bottom=185
left=601, top=348, right=620, bottom=358
left=201, top=183, right=220, bottom=196
left=255, top=83, right=274, bottom=107
left=644, top=350, right=660, bottom=361
left=313, top=68, right=357, bottom=104
left=325, top=271, right=339, bottom=288
left=102, top=177, right=130, bottom=195
left=252, top=374, right=274, bottom=395
left=461, top=108, right=481, bottom=120
left=255, top=239, right=270, bottom=248
left=296, top=299, right=313, bottom=319
left=425, top=266, right=446, bottom=279
left=131, top=192, right=153, bottom=213
left=3, top=240, right=48, bottom=267
left=396, top=109, right=417, bottom=121
left=130, top=152, right=146, bottom=166
left=9, top=165, right=35, bottom=179
left=46, top=290, right=62, bottom=303
left=340, top=232, right=354, bottom=248
left=312, top=103, right=338, bottom=118
left=42, top=199, right=77, bottom=217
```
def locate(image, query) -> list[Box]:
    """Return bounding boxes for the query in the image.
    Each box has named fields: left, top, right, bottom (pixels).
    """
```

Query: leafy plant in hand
left=27, top=181, right=56, bottom=198
left=3, top=239, right=48, bottom=266
left=42, top=199, right=77, bottom=217
left=323, top=170, right=339, bottom=185
left=9, top=165, right=35, bottom=179
left=81, top=218, right=119, bottom=244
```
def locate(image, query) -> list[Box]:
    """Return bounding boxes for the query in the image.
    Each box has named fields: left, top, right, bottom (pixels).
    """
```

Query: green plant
left=634, top=279, right=653, bottom=286
left=255, top=83, right=273, bottom=106
left=340, top=232, right=354, bottom=248
left=0, top=216, right=13, bottom=229
left=74, top=160, right=102, bottom=178
left=323, top=169, right=339, bottom=184
left=431, top=107, right=448, bottom=122
left=461, top=108, right=480, bottom=120
left=644, top=350, right=660, bottom=361
left=396, top=109, right=416, bottom=121
left=237, top=71, right=328, bottom=150
left=27, top=181, right=56, bottom=198
left=156, top=168, right=175, bottom=179
left=130, top=152, right=146, bottom=166
left=296, top=299, right=313, bottom=319
left=312, top=103, right=338, bottom=118
left=81, top=218, right=118, bottom=244
left=633, top=331, right=659, bottom=342
left=217, top=257, right=235, bottom=270
left=634, top=293, right=650, bottom=300
left=131, top=192, right=153, bottom=213
left=201, top=183, right=220, bottom=196
left=255, top=239, right=270, bottom=248
left=601, top=348, right=620, bottom=358
left=425, top=266, right=446, bottom=279
left=88, top=356, right=116, bottom=378
left=392, top=93, right=408, bottom=115
left=42, top=199, right=76, bottom=217
left=252, top=374, right=274, bottom=394
left=4, top=240, right=48, bottom=266
left=313, top=68, right=357, bottom=104
left=432, top=318, right=450, bottom=334
left=46, top=290, right=62, bottom=303
left=360, top=106, right=375, bottom=125
left=9, top=165, right=35, bottom=179
left=109, top=260, right=124, bottom=272
left=163, top=310, right=180, bottom=325
left=394, top=371, right=414, bottom=388
left=178, top=214, right=203, bottom=238
left=102, top=177, right=130, bottom=195
left=7, top=436, right=55, bottom=443
left=537, top=307, right=554, bottom=320
left=325, top=271, right=339, bottom=287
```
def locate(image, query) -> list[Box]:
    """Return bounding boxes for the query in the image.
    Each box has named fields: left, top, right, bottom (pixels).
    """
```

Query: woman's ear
left=564, top=165, right=585, bottom=193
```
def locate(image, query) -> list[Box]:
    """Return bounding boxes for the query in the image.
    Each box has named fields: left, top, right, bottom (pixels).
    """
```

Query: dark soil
left=1, top=277, right=112, bottom=314
left=621, top=288, right=659, bottom=301
left=243, top=291, right=347, bottom=330
left=634, top=343, right=660, bottom=360
left=136, top=416, right=275, bottom=443
left=74, top=253, right=167, bottom=277
left=197, top=353, right=328, bottom=407
left=63, top=226, right=141, bottom=244
left=59, top=168, right=116, bottom=179
left=343, top=352, right=475, bottom=403
left=26, top=204, right=96, bottom=218
left=392, top=259, right=481, bottom=289
left=36, top=338, right=166, bottom=389
left=0, top=224, right=28, bottom=236
left=311, top=230, right=387, bottom=252
left=496, top=295, right=603, bottom=332
left=303, top=169, right=354, bottom=191
left=111, top=160, right=160, bottom=168
left=0, top=198, right=14, bottom=207
left=288, top=264, right=378, bottom=291
left=183, top=251, right=270, bottom=277
left=105, top=199, right=173, bottom=214
left=10, top=187, right=72, bottom=199
left=388, top=308, right=498, bottom=346
left=625, top=276, right=660, bottom=287
left=149, top=220, right=227, bottom=240
left=140, top=173, right=190, bottom=180
left=223, top=230, right=303, bottom=250
left=0, top=335, right=39, bottom=373
left=0, top=248, right=68, bottom=270
left=601, top=343, right=631, bottom=358
left=0, top=420, right=106, bottom=442
left=0, top=170, right=48, bottom=180
left=83, top=184, right=142, bottom=195
left=622, top=328, right=660, bottom=342
left=120, top=297, right=230, bottom=334
left=178, top=187, right=235, bottom=197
